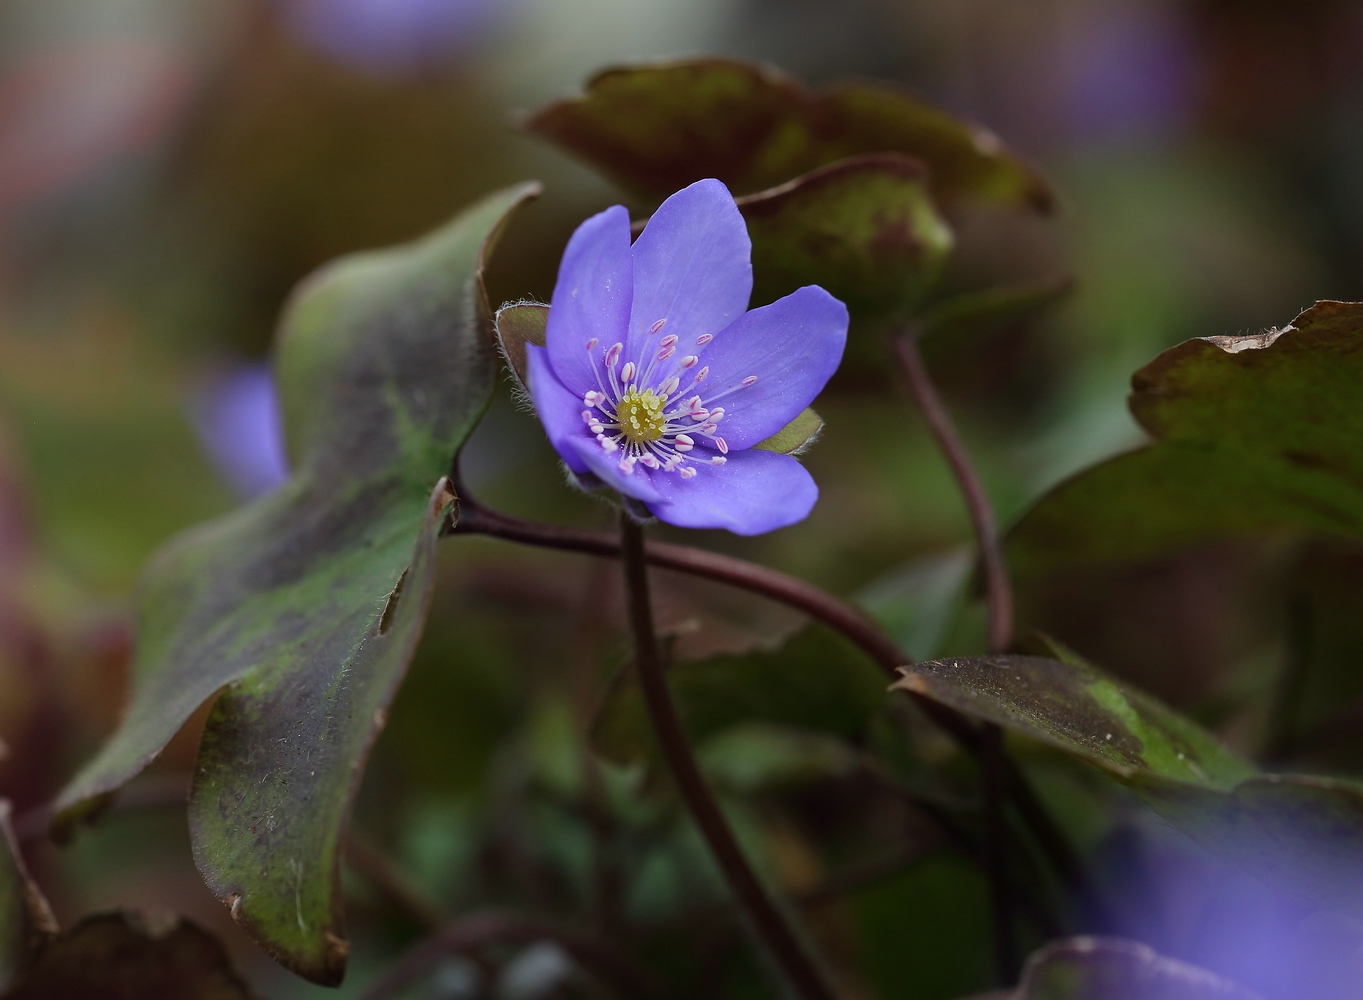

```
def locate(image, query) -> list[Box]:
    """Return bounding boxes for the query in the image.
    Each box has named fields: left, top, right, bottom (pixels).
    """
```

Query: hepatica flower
left=526, top=179, right=849, bottom=535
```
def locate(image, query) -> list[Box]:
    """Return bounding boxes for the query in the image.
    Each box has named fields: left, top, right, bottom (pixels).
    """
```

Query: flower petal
left=646, top=449, right=817, bottom=535
left=628, top=179, right=752, bottom=372
left=547, top=204, right=634, bottom=398
left=527, top=345, right=591, bottom=474
left=566, top=436, right=664, bottom=503
left=692, top=285, right=848, bottom=451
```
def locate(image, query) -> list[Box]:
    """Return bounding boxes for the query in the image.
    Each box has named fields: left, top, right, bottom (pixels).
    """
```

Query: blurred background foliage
left=3, top=0, right=1363, bottom=997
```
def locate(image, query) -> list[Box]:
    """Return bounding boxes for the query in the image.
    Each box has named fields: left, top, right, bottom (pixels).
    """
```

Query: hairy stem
left=358, top=910, right=670, bottom=1000
left=619, top=513, right=839, bottom=1000
left=893, top=332, right=1019, bottom=982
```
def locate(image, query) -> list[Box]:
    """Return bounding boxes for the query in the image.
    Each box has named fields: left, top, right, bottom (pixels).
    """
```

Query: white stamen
left=659, top=376, right=680, bottom=397
left=659, top=334, right=678, bottom=348
left=619, top=455, right=637, bottom=474
left=710, top=456, right=727, bottom=466
left=696, top=334, right=713, bottom=346
left=709, top=407, right=725, bottom=423
left=620, top=361, right=636, bottom=383
left=581, top=410, right=594, bottom=423
left=715, top=437, right=729, bottom=454
left=599, top=436, right=617, bottom=453
left=585, top=337, right=598, bottom=350
left=605, top=343, right=623, bottom=367
left=691, top=410, right=710, bottom=423
left=584, top=391, right=606, bottom=407
left=701, top=423, right=718, bottom=435
left=673, top=434, right=694, bottom=452
left=656, top=345, right=675, bottom=362
left=650, top=318, right=667, bottom=334
left=638, top=453, right=660, bottom=469
left=742, top=376, right=758, bottom=387
left=679, top=466, right=697, bottom=479
left=681, top=355, right=698, bottom=369
left=695, top=366, right=709, bottom=382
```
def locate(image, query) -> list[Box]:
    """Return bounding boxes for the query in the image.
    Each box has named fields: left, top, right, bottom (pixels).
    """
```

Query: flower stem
left=891, top=334, right=1011, bottom=653
left=618, top=512, right=840, bottom=1000
left=892, top=332, right=1018, bottom=983
left=450, top=488, right=979, bottom=750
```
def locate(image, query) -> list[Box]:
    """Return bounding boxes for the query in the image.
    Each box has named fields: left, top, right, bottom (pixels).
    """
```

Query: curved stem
left=892, top=334, right=1012, bottom=654
left=619, top=513, right=839, bottom=1000
left=358, top=910, right=671, bottom=1000
left=452, top=494, right=905, bottom=669
left=893, top=332, right=1018, bottom=983
left=451, top=490, right=980, bottom=751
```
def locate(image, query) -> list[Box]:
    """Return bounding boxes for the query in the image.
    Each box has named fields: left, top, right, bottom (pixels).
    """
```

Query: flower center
left=617, top=387, right=667, bottom=443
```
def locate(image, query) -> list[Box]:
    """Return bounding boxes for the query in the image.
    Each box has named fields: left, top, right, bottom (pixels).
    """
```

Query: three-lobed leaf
left=526, top=58, right=1055, bottom=212
left=52, top=183, right=539, bottom=984
left=1008, top=300, right=1363, bottom=578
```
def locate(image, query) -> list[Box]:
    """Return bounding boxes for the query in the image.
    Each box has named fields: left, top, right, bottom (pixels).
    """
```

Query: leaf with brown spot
left=51, top=184, right=538, bottom=984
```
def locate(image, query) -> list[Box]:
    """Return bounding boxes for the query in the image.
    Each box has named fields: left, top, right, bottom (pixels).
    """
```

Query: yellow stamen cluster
left=617, top=387, right=667, bottom=443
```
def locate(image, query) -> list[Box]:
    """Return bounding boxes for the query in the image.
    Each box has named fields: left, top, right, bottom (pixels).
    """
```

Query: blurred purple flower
left=1061, top=8, right=1197, bottom=141
left=283, top=0, right=506, bottom=74
left=190, top=364, right=289, bottom=500
left=527, top=179, right=848, bottom=536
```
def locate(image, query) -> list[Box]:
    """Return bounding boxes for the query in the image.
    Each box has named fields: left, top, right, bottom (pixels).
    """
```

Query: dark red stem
left=449, top=490, right=980, bottom=751
left=619, top=514, right=839, bottom=1000
left=892, top=334, right=1012, bottom=654
left=893, top=331, right=1019, bottom=983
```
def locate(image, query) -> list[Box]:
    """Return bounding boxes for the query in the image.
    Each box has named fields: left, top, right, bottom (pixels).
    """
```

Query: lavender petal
left=546, top=204, right=634, bottom=398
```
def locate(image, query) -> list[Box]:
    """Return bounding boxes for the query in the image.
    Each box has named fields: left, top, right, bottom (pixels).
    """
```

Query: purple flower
left=526, top=179, right=848, bottom=535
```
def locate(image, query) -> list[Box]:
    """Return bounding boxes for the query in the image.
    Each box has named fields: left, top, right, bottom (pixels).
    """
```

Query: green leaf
left=855, top=547, right=974, bottom=662
left=0, top=803, right=57, bottom=991
left=493, top=301, right=548, bottom=394
left=753, top=408, right=823, bottom=455
left=1012, top=937, right=1262, bottom=1000
left=738, top=154, right=953, bottom=318
left=916, top=275, right=1073, bottom=342
left=893, top=652, right=1363, bottom=922
left=890, top=655, right=1256, bottom=790
left=593, top=626, right=889, bottom=769
left=1008, top=300, right=1363, bottom=578
left=52, top=183, right=539, bottom=984
left=526, top=58, right=1056, bottom=212
left=3, top=912, right=258, bottom=999
left=697, top=722, right=859, bottom=794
